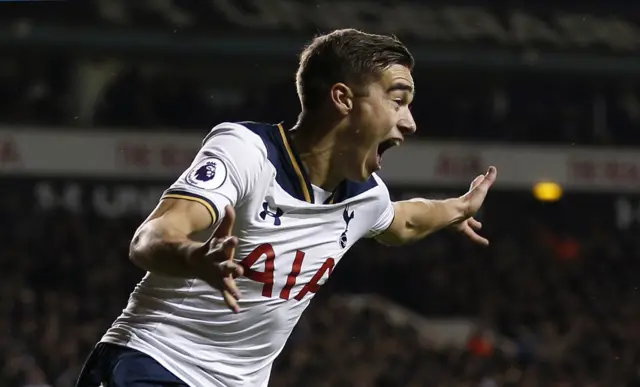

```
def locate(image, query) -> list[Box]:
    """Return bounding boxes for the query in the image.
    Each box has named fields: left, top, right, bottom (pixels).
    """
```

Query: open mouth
left=376, top=138, right=402, bottom=159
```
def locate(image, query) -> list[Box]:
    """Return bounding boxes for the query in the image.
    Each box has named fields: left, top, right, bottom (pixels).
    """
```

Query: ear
left=330, top=83, right=353, bottom=116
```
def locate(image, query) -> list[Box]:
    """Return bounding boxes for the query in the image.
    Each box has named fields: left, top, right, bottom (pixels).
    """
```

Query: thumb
left=462, top=166, right=498, bottom=206
left=484, top=166, right=497, bottom=183
left=469, top=166, right=497, bottom=192
left=469, top=174, right=485, bottom=191
left=213, top=205, right=236, bottom=239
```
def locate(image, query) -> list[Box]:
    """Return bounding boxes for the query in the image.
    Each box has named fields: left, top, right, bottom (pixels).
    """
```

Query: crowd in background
left=2, top=56, right=640, bottom=145
left=2, top=183, right=640, bottom=386
left=3, top=1, right=640, bottom=385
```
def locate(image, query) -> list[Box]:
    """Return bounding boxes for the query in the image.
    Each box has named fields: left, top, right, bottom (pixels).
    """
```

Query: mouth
left=377, top=138, right=402, bottom=158
left=375, top=138, right=402, bottom=167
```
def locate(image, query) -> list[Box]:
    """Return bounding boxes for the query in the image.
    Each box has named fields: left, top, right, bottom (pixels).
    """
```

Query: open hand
left=452, top=166, right=497, bottom=246
left=195, top=205, right=244, bottom=313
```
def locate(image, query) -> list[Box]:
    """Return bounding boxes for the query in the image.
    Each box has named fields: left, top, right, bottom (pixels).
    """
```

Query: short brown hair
left=296, top=29, right=414, bottom=111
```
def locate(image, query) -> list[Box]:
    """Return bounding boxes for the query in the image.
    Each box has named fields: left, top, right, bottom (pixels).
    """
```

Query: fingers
left=462, top=167, right=498, bottom=209
left=220, top=260, right=244, bottom=281
left=220, top=236, right=238, bottom=257
left=221, top=264, right=243, bottom=313
left=463, top=224, right=489, bottom=246
left=201, top=273, right=241, bottom=313
left=204, top=261, right=244, bottom=313
left=199, top=205, right=243, bottom=313
left=476, top=166, right=497, bottom=191
left=222, top=289, right=240, bottom=314
left=484, top=166, right=497, bottom=183
left=218, top=241, right=243, bottom=312
left=458, top=218, right=488, bottom=246
left=206, top=236, right=237, bottom=261
left=222, top=274, right=241, bottom=298
left=212, top=205, right=236, bottom=239
left=468, top=217, right=482, bottom=230
left=469, top=175, right=485, bottom=191
left=469, top=166, right=497, bottom=191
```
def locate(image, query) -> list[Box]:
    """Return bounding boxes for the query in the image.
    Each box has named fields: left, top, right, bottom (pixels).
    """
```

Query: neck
left=290, top=114, right=344, bottom=191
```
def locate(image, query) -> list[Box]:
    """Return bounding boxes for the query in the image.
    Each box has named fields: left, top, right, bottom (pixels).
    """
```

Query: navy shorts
left=76, top=343, right=188, bottom=387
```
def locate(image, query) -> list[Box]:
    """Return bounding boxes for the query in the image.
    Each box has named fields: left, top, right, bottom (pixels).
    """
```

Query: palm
left=452, top=166, right=497, bottom=246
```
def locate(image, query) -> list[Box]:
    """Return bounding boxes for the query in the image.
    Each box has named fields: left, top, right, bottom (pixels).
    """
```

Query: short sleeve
left=162, top=122, right=267, bottom=227
left=365, top=176, right=396, bottom=238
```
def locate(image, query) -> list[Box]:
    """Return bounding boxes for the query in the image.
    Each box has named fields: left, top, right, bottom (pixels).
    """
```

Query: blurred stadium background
left=3, top=1, right=640, bottom=386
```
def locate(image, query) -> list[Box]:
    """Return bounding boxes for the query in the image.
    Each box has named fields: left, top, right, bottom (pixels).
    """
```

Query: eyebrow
left=388, top=83, right=415, bottom=95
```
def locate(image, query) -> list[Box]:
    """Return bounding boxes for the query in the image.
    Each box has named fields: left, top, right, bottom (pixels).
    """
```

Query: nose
left=397, top=109, right=416, bottom=136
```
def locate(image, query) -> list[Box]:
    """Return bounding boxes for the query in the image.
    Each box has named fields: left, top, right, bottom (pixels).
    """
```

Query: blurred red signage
left=0, top=127, right=640, bottom=193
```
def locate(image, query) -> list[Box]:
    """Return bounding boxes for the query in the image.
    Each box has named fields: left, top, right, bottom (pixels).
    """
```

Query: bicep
left=374, top=202, right=410, bottom=246
left=139, top=198, right=213, bottom=239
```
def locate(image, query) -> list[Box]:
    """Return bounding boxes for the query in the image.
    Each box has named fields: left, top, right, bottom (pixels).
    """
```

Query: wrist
left=406, top=197, right=466, bottom=228
left=442, top=197, right=467, bottom=226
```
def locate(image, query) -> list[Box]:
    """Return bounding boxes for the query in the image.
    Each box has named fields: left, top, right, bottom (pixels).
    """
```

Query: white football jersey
left=101, top=122, right=395, bottom=387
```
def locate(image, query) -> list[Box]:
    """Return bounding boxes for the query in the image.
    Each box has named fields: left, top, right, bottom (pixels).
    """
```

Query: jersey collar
left=275, top=124, right=378, bottom=205
left=276, top=124, right=314, bottom=203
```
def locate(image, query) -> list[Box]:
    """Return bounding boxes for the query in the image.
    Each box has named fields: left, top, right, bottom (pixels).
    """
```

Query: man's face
left=341, top=64, right=416, bottom=181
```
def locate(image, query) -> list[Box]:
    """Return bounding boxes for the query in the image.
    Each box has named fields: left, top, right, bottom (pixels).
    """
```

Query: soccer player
left=76, top=29, right=497, bottom=387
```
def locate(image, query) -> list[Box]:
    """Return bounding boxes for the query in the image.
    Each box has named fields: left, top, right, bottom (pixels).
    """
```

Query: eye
left=392, top=98, right=404, bottom=110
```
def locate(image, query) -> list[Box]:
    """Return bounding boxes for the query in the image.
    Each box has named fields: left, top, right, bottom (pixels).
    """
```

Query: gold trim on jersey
left=277, top=123, right=312, bottom=203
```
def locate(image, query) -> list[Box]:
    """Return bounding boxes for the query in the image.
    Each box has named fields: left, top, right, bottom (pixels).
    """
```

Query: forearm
left=394, top=198, right=466, bottom=241
left=129, top=219, right=205, bottom=277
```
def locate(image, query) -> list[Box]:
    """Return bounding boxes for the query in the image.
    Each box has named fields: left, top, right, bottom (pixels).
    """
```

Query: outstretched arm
left=375, top=167, right=497, bottom=246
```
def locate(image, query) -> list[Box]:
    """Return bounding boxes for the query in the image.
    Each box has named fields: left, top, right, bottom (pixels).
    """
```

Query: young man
left=76, top=29, right=497, bottom=387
